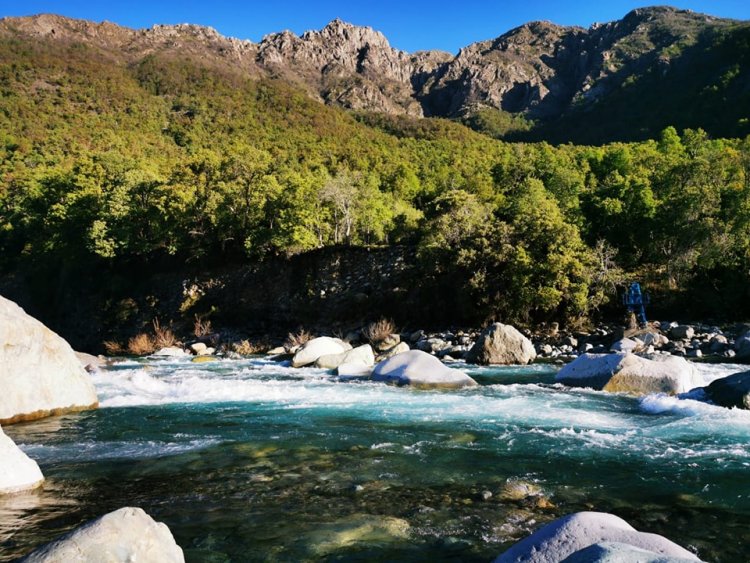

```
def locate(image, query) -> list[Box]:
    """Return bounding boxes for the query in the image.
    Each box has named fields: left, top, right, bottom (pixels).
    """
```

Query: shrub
left=152, top=319, right=176, bottom=349
left=127, top=333, right=155, bottom=355
left=285, top=328, right=313, bottom=350
left=362, top=318, right=396, bottom=345
left=102, top=340, right=124, bottom=356
left=194, top=315, right=213, bottom=338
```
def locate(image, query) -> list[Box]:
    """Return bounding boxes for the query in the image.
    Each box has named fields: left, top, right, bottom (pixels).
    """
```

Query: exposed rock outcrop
left=556, top=352, right=702, bottom=395
left=0, top=295, right=98, bottom=424
left=466, top=323, right=536, bottom=365
left=0, top=7, right=741, bottom=124
left=0, top=425, right=44, bottom=494
left=372, top=350, right=477, bottom=389
left=494, top=511, right=700, bottom=563
left=19, top=507, right=185, bottom=562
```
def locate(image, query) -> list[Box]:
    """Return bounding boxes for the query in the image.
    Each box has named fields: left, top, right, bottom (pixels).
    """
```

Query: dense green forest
left=1, top=37, right=750, bottom=329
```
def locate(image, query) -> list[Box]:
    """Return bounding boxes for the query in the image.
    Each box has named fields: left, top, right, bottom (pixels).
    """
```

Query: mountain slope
left=1, top=6, right=748, bottom=142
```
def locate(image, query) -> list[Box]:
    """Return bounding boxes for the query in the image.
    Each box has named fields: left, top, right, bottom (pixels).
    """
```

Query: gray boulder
left=556, top=353, right=703, bottom=396
left=19, top=507, right=184, bottom=562
left=466, top=323, right=536, bottom=365
left=670, top=325, right=695, bottom=340
left=372, top=350, right=477, bottom=389
left=0, top=295, right=98, bottom=425
left=703, top=371, right=750, bottom=409
left=494, top=511, right=700, bottom=563
left=733, top=330, right=750, bottom=359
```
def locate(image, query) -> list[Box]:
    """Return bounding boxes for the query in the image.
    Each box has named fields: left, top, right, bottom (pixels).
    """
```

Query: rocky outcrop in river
left=0, top=295, right=98, bottom=424
left=0, top=425, right=44, bottom=494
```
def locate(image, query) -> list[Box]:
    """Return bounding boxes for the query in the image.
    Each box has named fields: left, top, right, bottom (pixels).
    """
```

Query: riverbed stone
left=372, top=350, right=478, bottom=389
left=556, top=353, right=702, bottom=395
left=19, top=506, right=184, bottom=562
left=703, top=371, right=750, bottom=409
left=292, top=337, right=352, bottom=367
left=315, top=344, right=374, bottom=369
left=0, top=295, right=98, bottom=425
left=669, top=325, right=695, bottom=340
left=494, top=511, right=700, bottom=563
left=466, top=323, right=536, bottom=365
left=152, top=346, right=190, bottom=357
left=0, top=425, right=44, bottom=494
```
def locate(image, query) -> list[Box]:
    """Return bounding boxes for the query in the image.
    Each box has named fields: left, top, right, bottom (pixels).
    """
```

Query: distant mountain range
left=1, top=6, right=749, bottom=142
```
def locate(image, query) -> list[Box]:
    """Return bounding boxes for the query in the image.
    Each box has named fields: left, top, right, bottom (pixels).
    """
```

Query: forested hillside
left=1, top=25, right=749, bottom=343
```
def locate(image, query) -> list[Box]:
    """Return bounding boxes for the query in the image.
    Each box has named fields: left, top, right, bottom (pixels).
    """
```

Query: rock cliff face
left=0, top=7, right=743, bottom=122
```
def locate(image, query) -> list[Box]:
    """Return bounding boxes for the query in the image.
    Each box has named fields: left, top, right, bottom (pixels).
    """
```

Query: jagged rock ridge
left=0, top=6, right=746, bottom=124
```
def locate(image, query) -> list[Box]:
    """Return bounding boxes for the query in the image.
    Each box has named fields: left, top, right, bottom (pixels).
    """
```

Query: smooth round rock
left=372, top=350, right=478, bottom=389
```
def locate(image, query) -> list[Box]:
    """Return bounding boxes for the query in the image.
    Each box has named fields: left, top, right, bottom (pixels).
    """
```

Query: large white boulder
left=19, top=507, right=185, bottom=562
left=0, top=295, right=98, bottom=424
left=556, top=352, right=703, bottom=396
left=372, top=350, right=478, bottom=389
left=0, top=425, right=44, bottom=494
left=494, top=511, right=700, bottom=563
left=466, top=323, right=536, bottom=365
left=292, top=337, right=351, bottom=368
left=315, top=344, right=375, bottom=369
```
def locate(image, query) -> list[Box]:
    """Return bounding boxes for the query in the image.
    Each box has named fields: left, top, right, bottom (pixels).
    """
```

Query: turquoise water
left=2, top=358, right=750, bottom=561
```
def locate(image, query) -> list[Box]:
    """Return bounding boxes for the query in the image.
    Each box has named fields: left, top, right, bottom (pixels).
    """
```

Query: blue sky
left=1, top=1, right=748, bottom=53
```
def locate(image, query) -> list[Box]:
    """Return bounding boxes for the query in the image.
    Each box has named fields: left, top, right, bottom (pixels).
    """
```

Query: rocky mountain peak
left=0, top=8, right=745, bottom=129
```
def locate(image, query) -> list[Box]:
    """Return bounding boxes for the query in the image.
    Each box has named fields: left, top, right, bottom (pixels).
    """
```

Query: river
left=1, top=357, right=749, bottom=561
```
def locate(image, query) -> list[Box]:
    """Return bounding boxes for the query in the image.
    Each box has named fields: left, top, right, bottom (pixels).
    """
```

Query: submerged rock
left=19, top=507, right=185, bottom=562
left=0, top=294, right=98, bottom=425
left=494, top=511, right=700, bottom=563
left=556, top=353, right=702, bottom=396
left=305, top=514, right=410, bottom=556
left=703, top=371, right=750, bottom=409
left=372, top=350, right=477, bottom=389
left=466, top=323, right=536, bottom=365
left=0, top=425, right=44, bottom=494
left=292, top=337, right=351, bottom=367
